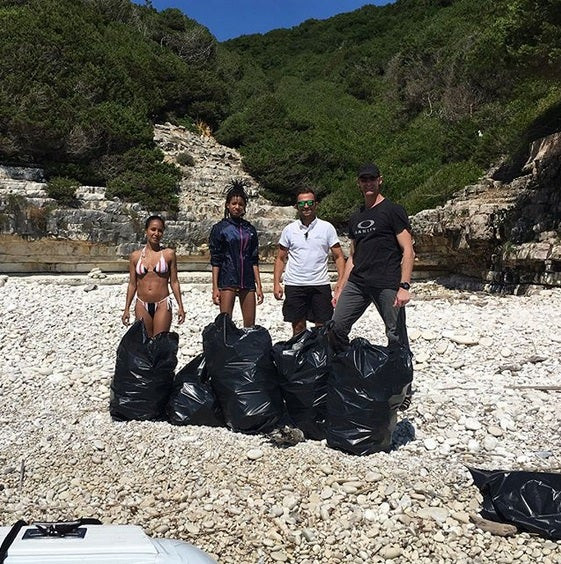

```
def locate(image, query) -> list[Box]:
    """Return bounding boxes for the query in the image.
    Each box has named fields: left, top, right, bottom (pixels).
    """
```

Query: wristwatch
left=399, top=282, right=411, bottom=290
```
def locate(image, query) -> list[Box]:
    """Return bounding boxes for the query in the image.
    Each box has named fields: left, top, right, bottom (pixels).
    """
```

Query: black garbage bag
left=326, top=338, right=413, bottom=456
left=469, top=467, right=561, bottom=540
left=110, top=320, right=178, bottom=421
left=272, top=328, right=329, bottom=440
left=202, top=313, right=284, bottom=434
left=167, top=353, right=224, bottom=427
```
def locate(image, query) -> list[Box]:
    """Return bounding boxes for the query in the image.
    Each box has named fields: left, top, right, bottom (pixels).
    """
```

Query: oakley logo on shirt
left=355, top=219, right=376, bottom=234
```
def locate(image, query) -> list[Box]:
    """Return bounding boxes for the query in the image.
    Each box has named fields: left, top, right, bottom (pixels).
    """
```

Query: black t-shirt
left=348, top=199, right=411, bottom=289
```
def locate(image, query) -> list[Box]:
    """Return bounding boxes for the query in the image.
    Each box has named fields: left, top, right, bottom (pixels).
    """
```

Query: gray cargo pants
left=330, top=280, right=410, bottom=352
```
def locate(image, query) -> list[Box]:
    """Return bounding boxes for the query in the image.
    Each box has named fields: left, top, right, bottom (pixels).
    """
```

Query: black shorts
left=282, top=285, right=333, bottom=324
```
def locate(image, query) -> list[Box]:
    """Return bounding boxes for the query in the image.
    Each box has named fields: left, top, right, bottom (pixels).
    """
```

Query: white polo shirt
left=279, top=217, right=340, bottom=286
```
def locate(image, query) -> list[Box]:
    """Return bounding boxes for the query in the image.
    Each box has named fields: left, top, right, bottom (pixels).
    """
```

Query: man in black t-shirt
left=331, top=163, right=415, bottom=355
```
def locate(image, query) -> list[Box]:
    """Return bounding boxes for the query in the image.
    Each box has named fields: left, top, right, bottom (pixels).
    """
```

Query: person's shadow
left=391, top=418, right=415, bottom=449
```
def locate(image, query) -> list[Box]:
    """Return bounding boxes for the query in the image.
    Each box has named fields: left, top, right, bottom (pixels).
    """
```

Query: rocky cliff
left=0, top=124, right=294, bottom=273
left=411, top=132, right=561, bottom=291
left=1, top=125, right=560, bottom=290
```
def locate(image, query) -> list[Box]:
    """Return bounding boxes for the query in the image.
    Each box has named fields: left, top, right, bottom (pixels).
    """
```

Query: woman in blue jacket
left=209, top=180, right=264, bottom=326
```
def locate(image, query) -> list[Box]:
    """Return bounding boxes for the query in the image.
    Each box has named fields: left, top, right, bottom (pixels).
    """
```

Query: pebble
left=422, top=330, right=438, bottom=341
left=483, top=436, right=498, bottom=450
left=246, top=448, right=264, bottom=460
left=418, top=507, right=449, bottom=523
left=442, top=331, right=479, bottom=345
left=282, top=495, right=298, bottom=510
left=488, top=426, right=504, bottom=437
left=379, top=546, right=403, bottom=559
left=365, top=471, right=383, bottom=482
left=409, top=328, right=422, bottom=340
left=464, top=418, right=481, bottom=431
left=415, top=351, right=430, bottom=364
left=423, top=438, right=438, bottom=451
left=467, top=439, right=480, bottom=452
left=0, top=277, right=559, bottom=563
left=320, top=487, right=333, bottom=500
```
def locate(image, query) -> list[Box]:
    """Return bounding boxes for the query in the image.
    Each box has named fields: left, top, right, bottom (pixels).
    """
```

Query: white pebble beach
left=1, top=274, right=560, bottom=563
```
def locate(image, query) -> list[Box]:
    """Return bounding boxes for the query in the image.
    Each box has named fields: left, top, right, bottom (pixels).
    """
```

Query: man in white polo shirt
left=273, top=187, right=346, bottom=336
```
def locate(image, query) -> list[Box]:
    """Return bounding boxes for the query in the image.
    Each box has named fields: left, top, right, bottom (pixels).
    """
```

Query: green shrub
left=46, top=177, right=79, bottom=207
left=176, top=151, right=195, bottom=166
left=401, top=161, right=483, bottom=215
left=106, top=170, right=180, bottom=212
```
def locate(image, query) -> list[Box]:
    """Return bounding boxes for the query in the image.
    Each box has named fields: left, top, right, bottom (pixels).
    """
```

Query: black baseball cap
left=358, top=163, right=381, bottom=178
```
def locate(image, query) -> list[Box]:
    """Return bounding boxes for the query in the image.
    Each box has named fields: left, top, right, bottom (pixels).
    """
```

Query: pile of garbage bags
left=110, top=314, right=413, bottom=455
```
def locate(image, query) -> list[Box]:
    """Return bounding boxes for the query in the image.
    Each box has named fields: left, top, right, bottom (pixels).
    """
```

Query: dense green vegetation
left=0, top=0, right=227, bottom=211
left=220, top=0, right=561, bottom=219
left=1, top=0, right=560, bottom=221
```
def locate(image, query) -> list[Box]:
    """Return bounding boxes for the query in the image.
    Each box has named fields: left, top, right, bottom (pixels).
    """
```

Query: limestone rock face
left=0, top=123, right=294, bottom=273
left=153, top=123, right=294, bottom=257
left=411, top=132, right=561, bottom=290
left=1, top=123, right=560, bottom=287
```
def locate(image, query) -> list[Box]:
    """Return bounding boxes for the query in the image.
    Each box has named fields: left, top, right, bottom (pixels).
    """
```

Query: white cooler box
left=0, top=523, right=217, bottom=564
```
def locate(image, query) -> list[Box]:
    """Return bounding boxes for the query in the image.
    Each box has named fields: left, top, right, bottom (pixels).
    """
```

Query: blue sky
left=137, top=1, right=391, bottom=41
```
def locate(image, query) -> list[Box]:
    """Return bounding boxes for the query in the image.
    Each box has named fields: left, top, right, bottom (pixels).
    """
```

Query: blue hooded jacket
left=209, top=217, right=259, bottom=290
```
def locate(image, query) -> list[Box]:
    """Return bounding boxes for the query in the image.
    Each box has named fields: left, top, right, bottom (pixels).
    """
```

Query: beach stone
left=415, top=351, right=430, bottom=364
left=363, top=510, right=376, bottom=522
left=483, top=436, right=498, bottom=450
left=488, top=426, right=504, bottom=437
left=451, top=511, right=470, bottom=524
left=282, top=495, right=298, bottom=510
left=442, top=331, right=479, bottom=345
left=418, top=507, right=449, bottom=523
left=467, top=439, right=480, bottom=452
left=464, top=418, right=481, bottom=431
left=301, top=528, right=315, bottom=542
left=409, top=328, right=422, bottom=341
left=320, top=487, right=333, bottom=500
left=423, top=438, right=438, bottom=451
left=422, top=331, right=438, bottom=341
left=379, top=546, right=403, bottom=559
left=246, top=448, right=264, bottom=460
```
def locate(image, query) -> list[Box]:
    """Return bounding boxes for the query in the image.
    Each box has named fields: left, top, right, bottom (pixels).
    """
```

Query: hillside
left=0, top=0, right=228, bottom=211
left=220, top=0, right=561, bottom=220
left=1, top=0, right=560, bottom=225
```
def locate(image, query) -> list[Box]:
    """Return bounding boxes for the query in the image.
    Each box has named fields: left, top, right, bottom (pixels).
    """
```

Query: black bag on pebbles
left=202, top=313, right=284, bottom=434
left=326, top=338, right=413, bottom=455
left=110, top=320, right=178, bottom=421
left=272, top=328, right=329, bottom=440
left=167, top=353, right=224, bottom=427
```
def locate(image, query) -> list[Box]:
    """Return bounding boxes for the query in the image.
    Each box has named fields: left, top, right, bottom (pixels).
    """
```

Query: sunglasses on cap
left=297, top=200, right=315, bottom=208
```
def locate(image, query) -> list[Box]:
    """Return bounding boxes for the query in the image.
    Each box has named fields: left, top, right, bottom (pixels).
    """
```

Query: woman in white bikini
left=122, top=215, right=185, bottom=337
